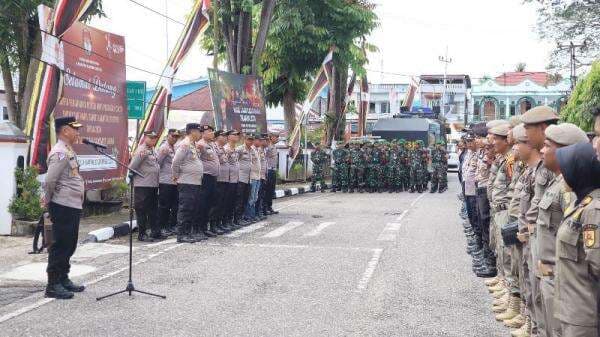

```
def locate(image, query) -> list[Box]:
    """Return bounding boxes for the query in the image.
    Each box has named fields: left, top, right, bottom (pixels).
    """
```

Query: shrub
left=8, top=166, right=44, bottom=221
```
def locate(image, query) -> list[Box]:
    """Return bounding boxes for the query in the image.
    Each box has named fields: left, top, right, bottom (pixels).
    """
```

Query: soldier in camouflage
left=310, top=143, right=328, bottom=192
left=385, top=141, right=400, bottom=192
left=396, top=140, right=410, bottom=192
left=430, top=141, right=448, bottom=193
left=367, top=142, right=385, bottom=193
left=332, top=141, right=350, bottom=192
left=409, top=140, right=426, bottom=193
left=349, top=141, right=366, bottom=193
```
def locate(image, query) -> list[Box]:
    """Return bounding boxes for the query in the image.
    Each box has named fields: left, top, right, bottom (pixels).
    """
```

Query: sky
left=88, top=0, right=554, bottom=86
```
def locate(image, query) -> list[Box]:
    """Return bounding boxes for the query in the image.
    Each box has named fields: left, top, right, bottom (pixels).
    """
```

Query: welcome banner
left=25, top=0, right=96, bottom=171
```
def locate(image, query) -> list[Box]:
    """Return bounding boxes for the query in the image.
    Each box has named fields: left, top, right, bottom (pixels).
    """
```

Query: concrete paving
left=0, top=174, right=507, bottom=337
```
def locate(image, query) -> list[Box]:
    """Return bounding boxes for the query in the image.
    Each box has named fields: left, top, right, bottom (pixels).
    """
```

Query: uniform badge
left=583, top=224, right=598, bottom=249
left=57, top=152, right=66, bottom=161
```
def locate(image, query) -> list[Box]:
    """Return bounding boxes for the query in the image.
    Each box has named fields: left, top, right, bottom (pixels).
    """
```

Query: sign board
left=207, top=68, right=267, bottom=134
left=126, top=81, right=146, bottom=119
left=53, top=17, right=128, bottom=190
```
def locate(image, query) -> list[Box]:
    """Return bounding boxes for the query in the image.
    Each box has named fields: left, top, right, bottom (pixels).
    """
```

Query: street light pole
left=438, top=47, right=453, bottom=117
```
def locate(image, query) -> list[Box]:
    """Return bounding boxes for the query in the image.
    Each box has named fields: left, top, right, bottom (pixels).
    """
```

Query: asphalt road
left=0, top=174, right=507, bottom=337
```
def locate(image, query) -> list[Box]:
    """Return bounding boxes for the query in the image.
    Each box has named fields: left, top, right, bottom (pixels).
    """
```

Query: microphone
left=82, top=138, right=108, bottom=149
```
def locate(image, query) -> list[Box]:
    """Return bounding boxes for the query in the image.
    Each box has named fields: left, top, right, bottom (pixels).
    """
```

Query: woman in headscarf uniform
left=554, top=142, right=600, bottom=337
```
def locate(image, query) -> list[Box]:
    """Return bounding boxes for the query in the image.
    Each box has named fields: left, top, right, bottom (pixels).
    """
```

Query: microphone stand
left=86, top=144, right=166, bottom=301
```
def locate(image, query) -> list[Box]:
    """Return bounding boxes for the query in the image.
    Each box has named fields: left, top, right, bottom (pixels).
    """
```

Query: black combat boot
left=61, top=275, right=85, bottom=292
left=349, top=188, right=354, bottom=193
left=45, top=273, right=74, bottom=299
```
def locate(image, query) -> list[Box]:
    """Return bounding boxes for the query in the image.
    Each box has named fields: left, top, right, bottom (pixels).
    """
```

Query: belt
left=493, top=204, right=507, bottom=212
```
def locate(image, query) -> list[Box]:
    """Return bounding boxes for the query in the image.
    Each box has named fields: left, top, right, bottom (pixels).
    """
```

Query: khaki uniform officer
left=536, top=123, right=589, bottom=337
left=512, top=124, right=542, bottom=337
left=172, top=123, right=204, bottom=243
left=489, top=123, right=522, bottom=322
left=554, top=142, right=600, bottom=337
left=129, top=131, right=162, bottom=242
left=535, top=123, right=587, bottom=336
left=521, top=106, right=561, bottom=337
left=44, top=116, right=85, bottom=299
left=157, top=129, right=181, bottom=236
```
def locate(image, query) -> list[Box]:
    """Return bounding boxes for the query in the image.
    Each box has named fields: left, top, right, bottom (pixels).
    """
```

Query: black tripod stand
left=86, top=145, right=166, bottom=301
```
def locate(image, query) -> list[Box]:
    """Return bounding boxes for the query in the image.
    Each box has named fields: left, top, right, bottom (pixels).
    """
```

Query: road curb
left=84, top=183, right=330, bottom=243
left=83, top=220, right=137, bottom=243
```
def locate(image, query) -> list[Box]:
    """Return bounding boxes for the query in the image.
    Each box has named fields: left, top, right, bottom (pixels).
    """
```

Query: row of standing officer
left=130, top=123, right=280, bottom=243
left=459, top=106, right=600, bottom=337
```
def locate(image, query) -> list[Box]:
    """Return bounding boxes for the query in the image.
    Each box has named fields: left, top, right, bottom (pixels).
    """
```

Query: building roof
left=170, top=86, right=213, bottom=111
left=494, top=72, right=550, bottom=86
left=145, top=77, right=209, bottom=102
left=0, top=121, right=28, bottom=143
left=420, top=74, right=472, bottom=88
left=372, top=118, right=434, bottom=132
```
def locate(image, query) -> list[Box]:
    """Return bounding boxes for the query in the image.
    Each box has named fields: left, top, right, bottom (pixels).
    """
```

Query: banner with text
left=207, top=69, right=267, bottom=134
left=54, top=21, right=128, bottom=190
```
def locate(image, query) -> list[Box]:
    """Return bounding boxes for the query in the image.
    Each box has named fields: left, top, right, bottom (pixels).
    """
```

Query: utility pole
left=557, top=40, right=588, bottom=92
left=438, top=47, right=452, bottom=117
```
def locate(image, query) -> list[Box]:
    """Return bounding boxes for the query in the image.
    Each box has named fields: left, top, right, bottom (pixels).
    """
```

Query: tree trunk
left=0, top=56, right=18, bottom=123
left=19, top=32, right=42, bottom=130
left=251, top=0, right=276, bottom=75
left=212, top=0, right=220, bottom=69
left=283, top=89, right=297, bottom=133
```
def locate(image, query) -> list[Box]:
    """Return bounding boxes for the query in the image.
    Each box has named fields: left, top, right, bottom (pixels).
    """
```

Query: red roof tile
left=170, top=86, right=213, bottom=111
left=494, top=72, right=549, bottom=86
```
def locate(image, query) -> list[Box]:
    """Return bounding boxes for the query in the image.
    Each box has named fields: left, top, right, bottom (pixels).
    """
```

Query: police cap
left=55, top=116, right=82, bottom=131
left=186, top=123, right=201, bottom=134
left=489, top=123, right=510, bottom=137
left=544, top=123, right=588, bottom=146
left=520, top=106, right=559, bottom=125
left=512, top=124, right=527, bottom=143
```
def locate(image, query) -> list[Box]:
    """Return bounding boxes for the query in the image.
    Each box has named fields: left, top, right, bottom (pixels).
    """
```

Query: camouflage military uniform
left=349, top=143, right=366, bottom=193
left=409, top=142, right=427, bottom=193
left=430, top=143, right=448, bottom=193
left=385, top=144, right=400, bottom=192
left=397, top=141, right=410, bottom=191
left=310, top=147, right=328, bottom=192
left=367, top=144, right=385, bottom=192
left=332, top=143, right=350, bottom=192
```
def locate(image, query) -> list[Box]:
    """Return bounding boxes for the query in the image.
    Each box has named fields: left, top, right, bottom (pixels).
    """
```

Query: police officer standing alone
left=157, top=129, right=180, bottom=236
left=44, top=116, right=86, bottom=299
left=172, top=123, right=204, bottom=243
left=264, top=132, right=280, bottom=215
left=129, top=131, right=163, bottom=242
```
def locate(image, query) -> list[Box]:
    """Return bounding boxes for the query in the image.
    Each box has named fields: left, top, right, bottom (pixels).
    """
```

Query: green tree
left=524, top=0, right=599, bottom=70
left=561, top=61, right=600, bottom=131
left=0, top=0, right=104, bottom=129
left=203, top=0, right=276, bottom=75
left=515, top=62, right=527, bottom=72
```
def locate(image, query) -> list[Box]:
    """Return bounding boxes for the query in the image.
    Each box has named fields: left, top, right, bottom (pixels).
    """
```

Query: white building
left=470, top=72, right=570, bottom=122
left=346, top=83, right=410, bottom=135
left=418, top=74, right=472, bottom=122
left=0, top=79, right=13, bottom=122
